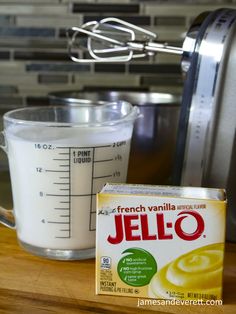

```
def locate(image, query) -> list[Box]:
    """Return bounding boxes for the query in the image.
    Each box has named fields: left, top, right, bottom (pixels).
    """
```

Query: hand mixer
left=67, top=17, right=183, bottom=63
left=67, top=8, right=236, bottom=242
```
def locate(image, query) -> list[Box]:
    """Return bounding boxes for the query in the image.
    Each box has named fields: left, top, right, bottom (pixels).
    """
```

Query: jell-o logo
left=107, top=211, right=205, bottom=244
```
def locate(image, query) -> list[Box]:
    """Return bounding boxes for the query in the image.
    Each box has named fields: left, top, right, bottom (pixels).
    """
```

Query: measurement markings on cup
left=41, top=143, right=125, bottom=239
left=43, top=147, right=71, bottom=239
left=88, top=145, right=115, bottom=231
left=61, top=144, right=115, bottom=233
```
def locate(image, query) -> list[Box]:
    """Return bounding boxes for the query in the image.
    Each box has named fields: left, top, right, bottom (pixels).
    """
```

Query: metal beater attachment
left=67, top=17, right=183, bottom=63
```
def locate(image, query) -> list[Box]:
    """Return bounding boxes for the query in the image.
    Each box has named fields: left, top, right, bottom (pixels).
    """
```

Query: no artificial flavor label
left=117, top=248, right=157, bottom=287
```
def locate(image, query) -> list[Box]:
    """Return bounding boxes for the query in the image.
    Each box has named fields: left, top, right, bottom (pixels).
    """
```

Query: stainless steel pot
left=49, top=91, right=181, bottom=184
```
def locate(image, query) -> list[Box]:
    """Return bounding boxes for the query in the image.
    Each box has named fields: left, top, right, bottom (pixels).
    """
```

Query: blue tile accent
left=0, top=15, right=13, bottom=26
left=0, top=85, right=18, bottom=94
left=0, top=27, right=55, bottom=37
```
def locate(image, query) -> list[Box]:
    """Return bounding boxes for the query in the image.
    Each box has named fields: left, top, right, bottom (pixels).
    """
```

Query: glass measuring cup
left=0, top=102, right=138, bottom=260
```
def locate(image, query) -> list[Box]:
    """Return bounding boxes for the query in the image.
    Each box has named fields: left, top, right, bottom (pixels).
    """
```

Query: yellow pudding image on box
left=96, top=184, right=226, bottom=301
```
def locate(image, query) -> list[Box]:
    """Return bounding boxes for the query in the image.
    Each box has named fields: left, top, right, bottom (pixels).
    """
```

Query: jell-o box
left=96, top=184, right=226, bottom=301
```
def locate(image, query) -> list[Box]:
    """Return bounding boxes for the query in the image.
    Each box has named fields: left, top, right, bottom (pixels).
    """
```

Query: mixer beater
left=67, top=17, right=183, bottom=63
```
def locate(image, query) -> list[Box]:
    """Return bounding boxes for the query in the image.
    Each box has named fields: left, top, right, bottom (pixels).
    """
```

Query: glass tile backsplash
left=0, top=0, right=235, bottom=108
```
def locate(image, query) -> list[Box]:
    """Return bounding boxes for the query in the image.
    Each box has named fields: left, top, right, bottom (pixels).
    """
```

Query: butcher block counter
left=0, top=172, right=235, bottom=314
left=0, top=225, right=235, bottom=314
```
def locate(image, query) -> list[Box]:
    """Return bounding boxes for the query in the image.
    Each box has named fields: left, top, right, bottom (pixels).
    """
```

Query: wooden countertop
left=0, top=225, right=235, bottom=314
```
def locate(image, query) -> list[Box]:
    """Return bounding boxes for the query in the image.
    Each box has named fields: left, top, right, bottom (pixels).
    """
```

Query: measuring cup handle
left=0, top=131, right=16, bottom=229
left=0, top=130, right=7, bottom=152
left=0, top=207, right=15, bottom=229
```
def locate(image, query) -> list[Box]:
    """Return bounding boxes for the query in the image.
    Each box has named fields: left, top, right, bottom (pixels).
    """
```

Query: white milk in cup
left=0, top=102, right=138, bottom=260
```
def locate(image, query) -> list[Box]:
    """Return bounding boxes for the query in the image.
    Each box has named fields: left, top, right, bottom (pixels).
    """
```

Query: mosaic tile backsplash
left=0, top=0, right=236, bottom=109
